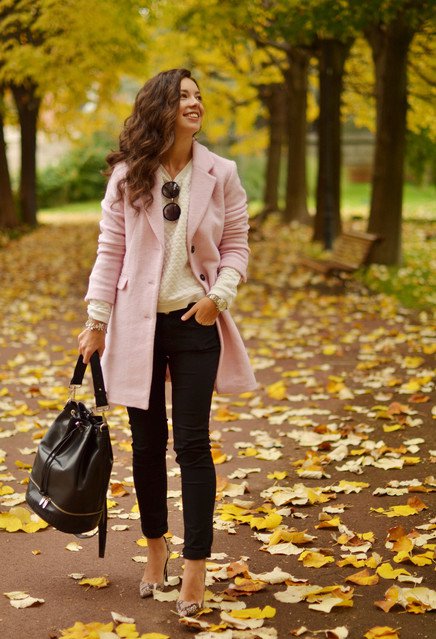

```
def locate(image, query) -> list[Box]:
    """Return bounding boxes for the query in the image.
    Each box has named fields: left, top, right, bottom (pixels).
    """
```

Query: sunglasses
left=162, top=181, right=181, bottom=221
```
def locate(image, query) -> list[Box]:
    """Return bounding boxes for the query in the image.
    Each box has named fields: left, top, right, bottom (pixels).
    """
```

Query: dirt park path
left=0, top=218, right=434, bottom=639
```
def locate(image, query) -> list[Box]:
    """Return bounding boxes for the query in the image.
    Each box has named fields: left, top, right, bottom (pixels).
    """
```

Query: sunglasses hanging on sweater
left=162, top=181, right=181, bottom=221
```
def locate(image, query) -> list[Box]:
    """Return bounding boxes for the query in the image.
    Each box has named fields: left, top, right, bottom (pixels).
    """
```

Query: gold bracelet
left=85, top=318, right=107, bottom=332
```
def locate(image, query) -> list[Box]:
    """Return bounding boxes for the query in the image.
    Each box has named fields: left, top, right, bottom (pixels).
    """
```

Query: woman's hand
left=181, top=297, right=219, bottom=325
left=78, top=328, right=106, bottom=364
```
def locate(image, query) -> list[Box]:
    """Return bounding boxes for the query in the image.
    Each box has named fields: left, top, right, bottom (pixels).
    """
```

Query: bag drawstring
left=40, top=424, right=81, bottom=495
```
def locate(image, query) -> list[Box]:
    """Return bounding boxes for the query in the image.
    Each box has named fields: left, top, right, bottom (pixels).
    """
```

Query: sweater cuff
left=208, top=266, right=241, bottom=308
left=87, top=299, right=112, bottom=324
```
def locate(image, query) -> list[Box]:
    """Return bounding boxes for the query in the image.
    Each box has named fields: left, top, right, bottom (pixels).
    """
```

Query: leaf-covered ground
left=0, top=219, right=434, bottom=639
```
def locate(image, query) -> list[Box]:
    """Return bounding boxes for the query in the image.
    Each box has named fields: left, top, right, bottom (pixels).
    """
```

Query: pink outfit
left=85, top=141, right=257, bottom=410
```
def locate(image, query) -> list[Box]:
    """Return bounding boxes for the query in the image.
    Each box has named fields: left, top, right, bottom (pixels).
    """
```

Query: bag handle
left=70, top=351, right=109, bottom=410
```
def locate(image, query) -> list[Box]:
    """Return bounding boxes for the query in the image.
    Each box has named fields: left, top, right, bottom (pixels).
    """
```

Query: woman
left=78, top=68, right=256, bottom=616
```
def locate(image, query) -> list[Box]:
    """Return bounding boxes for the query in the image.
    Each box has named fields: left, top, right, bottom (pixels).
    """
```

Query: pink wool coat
left=85, top=141, right=257, bottom=410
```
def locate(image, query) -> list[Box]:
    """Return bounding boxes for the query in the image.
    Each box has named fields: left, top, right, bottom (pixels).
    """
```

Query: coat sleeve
left=85, top=165, right=126, bottom=304
left=218, top=161, right=250, bottom=281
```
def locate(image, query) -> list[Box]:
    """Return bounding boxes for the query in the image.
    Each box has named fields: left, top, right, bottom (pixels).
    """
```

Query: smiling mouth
left=184, top=112, right=200, bottom=119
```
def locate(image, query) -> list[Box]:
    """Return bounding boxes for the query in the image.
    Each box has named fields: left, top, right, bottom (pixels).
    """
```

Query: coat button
left=191, top=245, right=195, bottom=253
left=200, top=273, right=206, bottom=281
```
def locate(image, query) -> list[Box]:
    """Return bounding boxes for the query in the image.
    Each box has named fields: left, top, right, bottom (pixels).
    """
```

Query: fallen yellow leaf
left=110, top=482, right=129, bottom=497
left=79, top=576, right=110, bottom=589
left=249, top=512, right=282, bottom=530
left=376, top=563, right=411, bottom=579
left=0, top=484, right=14, bottom=496
left=229, top=605, right=276, bottom=619
left=267, top=471, right=288, bottom=480
left=266, top=380, right=287, bottom=400
left=364, top=627, right=400, bottom=639
left=116, top=622, right=140, bottom=638
left=345, top=568, right=379, bottom=586
left=214, top=406, right=240, bottom=421
left=14, top=460, right=32, bottom=470
left=375, top=585, right=436, bottom=613
left=269, top=529, right=313, bottom=545
left=58, top=621, right=114, bottom=638
left=299, top=551, right=335, bottom=568
left=316, top=515, right=341, bottom=529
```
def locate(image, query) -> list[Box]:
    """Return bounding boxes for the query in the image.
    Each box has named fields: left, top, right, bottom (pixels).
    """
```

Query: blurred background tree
left=0, top=0, right=145, bottom=226
left=357, top=0, right=435, bottom=264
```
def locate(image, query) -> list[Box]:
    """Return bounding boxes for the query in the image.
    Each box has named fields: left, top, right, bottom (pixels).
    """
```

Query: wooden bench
left=300, top=230, right=381, bottom=274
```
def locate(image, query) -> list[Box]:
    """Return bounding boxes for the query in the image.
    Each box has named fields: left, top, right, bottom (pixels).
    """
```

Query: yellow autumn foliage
left=78, top=577, right=110, bottom=589
left=345, top=568, right=379, bottom=586
left=266, top=381, right=288, bottom=400
left=249, top=512, right=283, bottom=531
left=267, top=471, right=288, bottom=480
left=376, top=563, right=411, bottom=579
left=299, top=551, right=335, bottom=568
left=0, top=507, right=48, bottom=533
left=229, top=605, right=276, bottom=619
left=364, top=628, right=400, bottom=639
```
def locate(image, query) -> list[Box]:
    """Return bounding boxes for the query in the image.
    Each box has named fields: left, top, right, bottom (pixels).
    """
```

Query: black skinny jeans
left=127, top=305, right=220, bottom=560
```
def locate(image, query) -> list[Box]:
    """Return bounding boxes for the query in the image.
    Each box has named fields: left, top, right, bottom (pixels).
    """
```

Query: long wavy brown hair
left=105, top=68, right=198, bottom=212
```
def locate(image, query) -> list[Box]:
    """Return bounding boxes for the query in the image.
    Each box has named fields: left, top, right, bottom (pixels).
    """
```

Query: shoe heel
left=163, top=537, right=170, bottom=584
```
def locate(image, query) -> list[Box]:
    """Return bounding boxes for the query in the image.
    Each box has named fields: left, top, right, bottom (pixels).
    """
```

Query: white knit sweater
left=88, top=161, right=240, bottom=323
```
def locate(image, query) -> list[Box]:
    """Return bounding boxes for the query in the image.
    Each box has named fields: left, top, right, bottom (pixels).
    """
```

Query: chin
left=178, top=125, right=201, bottom=137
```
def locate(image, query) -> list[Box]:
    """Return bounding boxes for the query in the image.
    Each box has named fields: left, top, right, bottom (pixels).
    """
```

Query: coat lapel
left=187, top=141, right=216, bottom=244
left=145, top=177, right=164, bottom=246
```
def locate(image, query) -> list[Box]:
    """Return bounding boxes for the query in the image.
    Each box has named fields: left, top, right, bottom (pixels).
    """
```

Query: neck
left=162, top=136, right=194, bottom=177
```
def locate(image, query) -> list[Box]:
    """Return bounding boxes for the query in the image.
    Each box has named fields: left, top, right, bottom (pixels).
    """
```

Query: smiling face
left=174, top=76, right=204, bottom=138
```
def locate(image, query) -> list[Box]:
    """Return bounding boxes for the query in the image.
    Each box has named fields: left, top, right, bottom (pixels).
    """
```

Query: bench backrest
left=332, top=231, right=379, bottom=269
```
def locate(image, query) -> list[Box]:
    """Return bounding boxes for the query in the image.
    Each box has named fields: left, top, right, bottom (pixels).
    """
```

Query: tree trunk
left=313, top=38, right=352, bottom=247
left=11, top=82, right=41, bottom=227
left=0, top=90, right=18, bottom=228
left=260, top=83, right=286, bottom=215
left=365, top=19, right=414, bottom=265
left=283, top=47, right=310, bottom=224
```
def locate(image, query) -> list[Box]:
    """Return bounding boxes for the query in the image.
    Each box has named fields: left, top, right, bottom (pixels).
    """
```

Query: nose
left=187, top=94, right=201, bottom=106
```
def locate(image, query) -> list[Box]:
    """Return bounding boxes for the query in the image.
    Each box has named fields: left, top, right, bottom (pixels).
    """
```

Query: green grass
left=340, top=181, right=436, bottom=219
left=39, top=190, right=436, bottom=221
left=236, top=155, right=435, bottom=220
left=355, top=220, right=436, bottom=311
left=39, top=200, right=102, bottom=215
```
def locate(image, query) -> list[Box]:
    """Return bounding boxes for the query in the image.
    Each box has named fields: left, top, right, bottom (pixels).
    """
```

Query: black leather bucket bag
left=26, top=352, right=113, bottom=557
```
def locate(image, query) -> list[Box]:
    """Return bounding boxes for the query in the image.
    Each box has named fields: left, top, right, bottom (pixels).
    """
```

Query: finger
left=181, top=304, right=198, bottom=321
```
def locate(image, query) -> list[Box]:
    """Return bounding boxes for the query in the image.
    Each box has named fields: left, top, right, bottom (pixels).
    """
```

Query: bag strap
left=98, top=498, right=108, bottom=558
left=75, top=499, right=108, bottom=558
left=70, top=352, right=109, bottom=410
